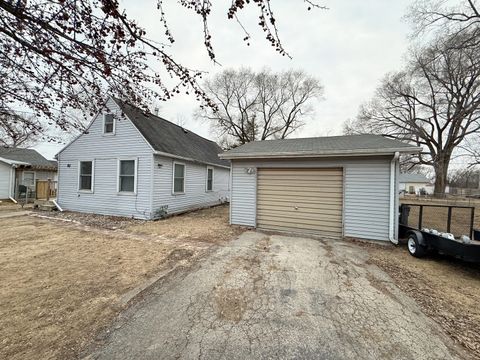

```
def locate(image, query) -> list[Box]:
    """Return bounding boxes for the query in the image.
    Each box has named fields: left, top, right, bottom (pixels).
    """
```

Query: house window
left=23, top=171, right=35, bottom=189
left=79, top=161, right=93, bottom=191
left=173, top=163, right=185, bottom=194
left=119, top=160, right=136, bottom=192
left=206, top=167, right=214, bottom=191
left=104, top=114, right=115, bottom=134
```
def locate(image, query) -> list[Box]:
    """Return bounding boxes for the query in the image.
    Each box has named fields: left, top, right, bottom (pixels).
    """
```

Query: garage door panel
left=258, top=210, right=342, bottom=222
left=257, top=220, right=342, bottom=236
left=257, top=183, right=343, bottom=191
left=257, top=196, right=342, bottom=209
left=258, top=169, right=342, bottom=176
left=257, top=201, right=343, bottom=212
left=257, top=189, right=343, bottom=198
left=258, top=204, right=343, bottom=214
left=257, top=168, right=343, bottom=237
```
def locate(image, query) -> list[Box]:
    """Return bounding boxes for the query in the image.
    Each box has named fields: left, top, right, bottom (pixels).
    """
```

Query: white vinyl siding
left=0, top=161, right=13, bottom=199
left=230, top=165, right=257, bottom=227
left=230, top=156, right=396, bottom=241
left=57, top=98, right=153, bottom=219
left=152, top=155, right=230, bottom=217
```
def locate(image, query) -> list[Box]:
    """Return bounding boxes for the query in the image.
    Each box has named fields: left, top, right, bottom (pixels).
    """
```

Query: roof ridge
left=247, top=134, right=382, bottom=142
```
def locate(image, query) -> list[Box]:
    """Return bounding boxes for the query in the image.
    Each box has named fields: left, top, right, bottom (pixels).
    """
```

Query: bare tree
left=197, top=68, right=323, bottom=148
left=345, top=31, right=480, bottom=196
left=0, top=0, right=326, bottom=142
left=0, top=111, right=43, bottom=147
left=408, top=0, right=480, bottom=47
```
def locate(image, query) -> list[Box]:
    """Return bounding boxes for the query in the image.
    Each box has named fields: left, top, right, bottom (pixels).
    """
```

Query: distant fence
left=401, top=203, right=475, bottom=238
left=400, top=193, right=480, bottom=207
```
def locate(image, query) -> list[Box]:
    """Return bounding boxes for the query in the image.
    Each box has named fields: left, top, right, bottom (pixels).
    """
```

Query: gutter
left=389, top=152, right=400, bottom=245
left=219, top=147, right=422, bottom=160
left=153, top=151, right=230, bottom=169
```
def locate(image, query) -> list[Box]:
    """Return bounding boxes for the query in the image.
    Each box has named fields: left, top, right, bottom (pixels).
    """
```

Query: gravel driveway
left=84, top=231, right=466, bottom=360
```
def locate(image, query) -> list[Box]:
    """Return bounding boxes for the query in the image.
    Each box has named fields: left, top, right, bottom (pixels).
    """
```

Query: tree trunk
left=433, top=155, right=450, bottom=197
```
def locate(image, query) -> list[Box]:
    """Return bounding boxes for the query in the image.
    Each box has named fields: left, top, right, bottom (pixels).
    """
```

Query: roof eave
left=219, top=147, right=422, bottom=160
left=0, top=157, right=31, bottom=166
left=153, top=151, right=230, bottom=169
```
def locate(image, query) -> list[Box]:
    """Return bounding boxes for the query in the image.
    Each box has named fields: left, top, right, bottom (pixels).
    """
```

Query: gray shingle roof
left=0, top=147, right=57, bottom=169
left=399, top=173, right=430, bottom=183
left=220, top=134, right=420, bottom=159
left=114, top=99, right=229, bottom=168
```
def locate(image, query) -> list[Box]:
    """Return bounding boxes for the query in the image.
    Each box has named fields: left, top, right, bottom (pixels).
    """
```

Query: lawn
left=0, top=205, right=240, bottom=360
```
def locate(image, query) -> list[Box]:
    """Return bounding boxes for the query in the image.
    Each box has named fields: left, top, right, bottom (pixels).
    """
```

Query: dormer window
left=104, top=114, right=115, bottom=134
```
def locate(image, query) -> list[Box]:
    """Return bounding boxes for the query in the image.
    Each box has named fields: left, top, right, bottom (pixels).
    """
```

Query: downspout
left=389, top=152, right=400, bottom=244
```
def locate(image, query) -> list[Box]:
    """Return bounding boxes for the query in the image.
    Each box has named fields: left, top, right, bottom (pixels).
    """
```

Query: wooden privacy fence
left=36, top=180, right=57, bottom=200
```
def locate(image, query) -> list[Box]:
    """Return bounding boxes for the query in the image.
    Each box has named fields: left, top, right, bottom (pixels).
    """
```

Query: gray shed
left=220, top=135, right=420, bottom=242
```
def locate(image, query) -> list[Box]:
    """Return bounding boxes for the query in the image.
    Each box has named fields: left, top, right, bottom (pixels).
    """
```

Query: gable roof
left=220, top=134, right=421, bottom=159
left=399, top=173, right=430, bottom=183
left=0, top=147, right=57, bottom=169
left=113, top=98, right=229, bottom=168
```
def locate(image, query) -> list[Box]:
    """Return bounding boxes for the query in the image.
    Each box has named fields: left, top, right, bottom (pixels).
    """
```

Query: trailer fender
left=406, top=230, right=426, bottom=247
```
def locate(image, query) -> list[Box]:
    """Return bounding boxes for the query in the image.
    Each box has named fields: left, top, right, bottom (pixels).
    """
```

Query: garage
left=221, top=134, right=420, bottom=242
left=256, top=168, right=343, bottom=238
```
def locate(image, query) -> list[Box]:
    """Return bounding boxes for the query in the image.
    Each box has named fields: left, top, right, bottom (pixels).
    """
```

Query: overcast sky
left=36, top=0, right=413, bottom=159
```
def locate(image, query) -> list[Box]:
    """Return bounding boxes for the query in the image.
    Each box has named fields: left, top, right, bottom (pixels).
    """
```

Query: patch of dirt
left=37, top=210, right=144, bottom=229
left=213, top=288, right=247, bottom=322
left=0, top=201, right=33, bottom=212
left=127, top=205, right=245, bottom=244
left=360, top=241, right=480, bottom=359
left=166, top=248, right=195, bottom=261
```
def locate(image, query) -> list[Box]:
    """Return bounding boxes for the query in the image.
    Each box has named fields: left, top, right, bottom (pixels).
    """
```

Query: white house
left=0, top=148, right=57, bottom=200
left=56, top=97, right=230, bottom=219
left=399, top=173, right=432, bottom=195
left=220, top=135, right=420, bottom=242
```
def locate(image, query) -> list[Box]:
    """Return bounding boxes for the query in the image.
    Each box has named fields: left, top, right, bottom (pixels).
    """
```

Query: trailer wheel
left=407, top=234, right=426, bottom=258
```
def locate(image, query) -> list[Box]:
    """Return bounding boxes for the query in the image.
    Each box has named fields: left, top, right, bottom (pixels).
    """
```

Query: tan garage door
left=256, top=168, right=343, bottom=238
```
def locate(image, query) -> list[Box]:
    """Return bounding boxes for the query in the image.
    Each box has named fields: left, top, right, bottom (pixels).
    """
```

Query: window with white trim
left=79, top=161, right=93, bottom=191
left=104, top=114, right=115, bottom=134
left=119, top=160, right=136, bottom=192
left=206, top=167, right=214, bottom=191
left=173, top=163, right=185, bottom=193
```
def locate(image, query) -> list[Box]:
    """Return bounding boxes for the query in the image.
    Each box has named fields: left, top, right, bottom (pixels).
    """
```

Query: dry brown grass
left=0, top=205, right=244, bottom=360
left=127, top=205, right=244, bottom=243
left=400, top=198, right=480, bottom=237
left=362, top=243, right=480, bottom=358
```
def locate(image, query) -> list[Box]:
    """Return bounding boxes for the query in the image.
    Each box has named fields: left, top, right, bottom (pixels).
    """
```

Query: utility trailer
left=399, top=203, right=480, bottom=262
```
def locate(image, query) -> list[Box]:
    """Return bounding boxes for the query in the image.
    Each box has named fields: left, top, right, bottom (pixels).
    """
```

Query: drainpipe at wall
left=389, top=152, right=400, bottom=244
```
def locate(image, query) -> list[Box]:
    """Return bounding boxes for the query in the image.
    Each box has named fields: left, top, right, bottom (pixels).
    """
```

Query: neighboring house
left=0, top=147, right=57, bottom=200
left=220, top=135, right=420, bottom=242
left=399, top=173, right=431, bottom=195
left=56, top=97, right=230, bottom=219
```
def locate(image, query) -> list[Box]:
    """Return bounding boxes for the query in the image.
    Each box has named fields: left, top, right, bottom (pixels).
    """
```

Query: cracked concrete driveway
left=85, top=231, right=465, bottom=360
